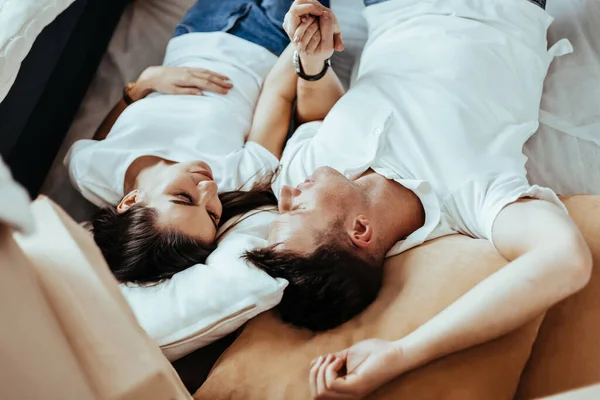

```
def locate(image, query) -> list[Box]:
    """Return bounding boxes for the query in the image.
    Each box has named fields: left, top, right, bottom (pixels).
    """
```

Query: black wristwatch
left=293, top=50, right=331, bottom=81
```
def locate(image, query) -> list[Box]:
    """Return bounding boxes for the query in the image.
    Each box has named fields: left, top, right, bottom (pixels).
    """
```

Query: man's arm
left=293, top=11, right=345, bottom=124
left=296, top=52, right=345, bottom=124
left=246, top=43, right=299, bottom=159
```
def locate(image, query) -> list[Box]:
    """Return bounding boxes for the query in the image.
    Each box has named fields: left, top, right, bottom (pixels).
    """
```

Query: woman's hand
left=283, top=0, right=344, bottom=61
left=133, top=66, right=233, bottom=100
left=309, top=339, right=408, bottom=400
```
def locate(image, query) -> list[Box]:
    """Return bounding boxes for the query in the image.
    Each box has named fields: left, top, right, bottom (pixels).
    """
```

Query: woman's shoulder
left=64, top=138, right=131, bottom=207
left=64, top=139, right=97, bottom=171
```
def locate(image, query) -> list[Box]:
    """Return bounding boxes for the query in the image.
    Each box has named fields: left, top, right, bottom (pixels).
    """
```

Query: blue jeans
left=364, top=0, right=545, bottom=9
left=174, top=0, right=330, bottom=56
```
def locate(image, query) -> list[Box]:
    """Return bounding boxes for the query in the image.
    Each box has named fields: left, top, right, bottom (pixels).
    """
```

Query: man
left=246, top=0, right=591, bottom=398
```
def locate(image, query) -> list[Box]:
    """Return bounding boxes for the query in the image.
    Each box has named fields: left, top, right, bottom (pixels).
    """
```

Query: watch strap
left=293, top=50, right=331, bottom=82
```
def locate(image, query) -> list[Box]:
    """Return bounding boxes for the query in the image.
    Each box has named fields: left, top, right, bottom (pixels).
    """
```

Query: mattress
left=41, top=0, right=600, bottom=219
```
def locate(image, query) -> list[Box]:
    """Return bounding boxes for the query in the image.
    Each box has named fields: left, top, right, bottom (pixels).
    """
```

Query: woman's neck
left=123, top=156, right=164, bottom=193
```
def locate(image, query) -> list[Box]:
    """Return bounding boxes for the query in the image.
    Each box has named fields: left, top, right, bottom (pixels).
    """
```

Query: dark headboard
left=0, top=0, right=128, bottom=198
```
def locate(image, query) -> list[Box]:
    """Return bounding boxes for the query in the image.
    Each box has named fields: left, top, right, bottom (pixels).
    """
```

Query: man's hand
left=283, top=0, right=344, bottom=62
left=309, top=339, right=408, bottom=400
left=135, top=66, right=233, bottom=100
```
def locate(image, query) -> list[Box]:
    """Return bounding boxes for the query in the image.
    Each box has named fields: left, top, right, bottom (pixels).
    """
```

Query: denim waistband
left=173, top=0, right=330, bottom=56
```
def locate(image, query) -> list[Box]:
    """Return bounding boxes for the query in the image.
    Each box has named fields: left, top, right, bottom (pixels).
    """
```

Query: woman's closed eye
left=176, top=192, right=195, bottom=204
left=208, top=211, right=220, bottom=227
left=172, top=192, right=219, bottom=227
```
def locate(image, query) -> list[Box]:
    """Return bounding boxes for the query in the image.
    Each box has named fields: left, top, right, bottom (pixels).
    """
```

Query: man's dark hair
left=92, top=182, right=277, bottom=285
left=244, top=223, right=384, bottom=332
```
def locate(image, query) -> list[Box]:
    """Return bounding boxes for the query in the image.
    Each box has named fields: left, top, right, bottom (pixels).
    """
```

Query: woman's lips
left=192, top=169, right=213, bottom=181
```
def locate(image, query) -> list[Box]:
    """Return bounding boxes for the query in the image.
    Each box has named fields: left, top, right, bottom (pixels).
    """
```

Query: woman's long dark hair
left=92, top=179, right=277, bottom=285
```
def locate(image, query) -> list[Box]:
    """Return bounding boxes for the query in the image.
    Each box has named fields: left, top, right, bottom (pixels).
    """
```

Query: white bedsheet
left=525, top=0, right=600, bottom=195
left=42, top=0, right=600, bottom=218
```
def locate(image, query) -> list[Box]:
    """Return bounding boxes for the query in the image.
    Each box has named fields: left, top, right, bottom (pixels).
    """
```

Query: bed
left=40, top=0, right=600, bottom=216
left=29, top=0, right=600, bottom=394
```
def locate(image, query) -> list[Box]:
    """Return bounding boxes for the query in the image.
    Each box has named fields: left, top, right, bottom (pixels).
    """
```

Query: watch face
left=125, top=81, right=137, bottom=92
left=123, top=81, right=137, bottom=105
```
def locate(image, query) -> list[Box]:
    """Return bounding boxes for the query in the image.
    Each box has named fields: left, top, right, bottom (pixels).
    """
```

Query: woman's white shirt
left=65, top=32, right=279, bottom=207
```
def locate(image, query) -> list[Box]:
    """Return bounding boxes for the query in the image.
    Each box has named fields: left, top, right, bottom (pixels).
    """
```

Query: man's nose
left=278, top=185, right=300, bottom=213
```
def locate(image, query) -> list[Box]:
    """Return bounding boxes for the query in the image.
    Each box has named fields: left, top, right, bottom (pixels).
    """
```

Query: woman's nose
left=197, top=180, right=219, bottom=199
left=197, top=180, right=222, bottom=214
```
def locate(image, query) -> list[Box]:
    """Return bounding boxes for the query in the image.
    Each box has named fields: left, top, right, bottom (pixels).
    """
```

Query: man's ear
left=117, top=190, right=143, bottom=214
left=348, top=215, right=373, bottom=249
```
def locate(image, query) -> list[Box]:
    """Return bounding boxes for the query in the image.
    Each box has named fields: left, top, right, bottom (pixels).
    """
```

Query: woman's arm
left=94, top=99, right=129, bottom=141
left=93, top=84, right=149, bottom=141
left=246, top=43, right=300, bottom=159
left=93, top=66, right=233, bottom=140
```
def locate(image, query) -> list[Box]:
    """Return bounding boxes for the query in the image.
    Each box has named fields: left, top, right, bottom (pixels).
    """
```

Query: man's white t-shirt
left=66, top=32, right=279, bottom=207
left=273, top=0, right=568, bottom=256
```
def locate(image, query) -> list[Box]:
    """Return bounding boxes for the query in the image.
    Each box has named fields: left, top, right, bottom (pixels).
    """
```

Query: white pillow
left=0, top=0, right=76, bottom=103
left=120, top=207, right=287, bottom=362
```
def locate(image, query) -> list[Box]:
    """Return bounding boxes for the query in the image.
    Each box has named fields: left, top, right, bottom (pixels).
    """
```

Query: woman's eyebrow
left=208, top=212, right=218, bottom=229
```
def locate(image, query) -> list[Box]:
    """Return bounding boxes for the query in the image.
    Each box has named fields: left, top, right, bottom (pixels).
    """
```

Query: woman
left=66, top=0, right=329, bottom=284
